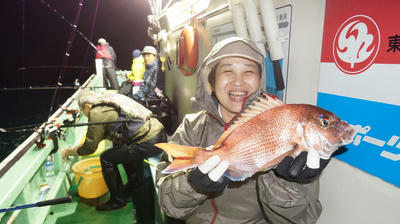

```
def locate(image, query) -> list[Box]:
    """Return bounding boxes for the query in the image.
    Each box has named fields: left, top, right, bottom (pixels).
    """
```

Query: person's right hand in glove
left=188, top=155, right=230, bottom=194
left=274, top=150, right=331, bottom=184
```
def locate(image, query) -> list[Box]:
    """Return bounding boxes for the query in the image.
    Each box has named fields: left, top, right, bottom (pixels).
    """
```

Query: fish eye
left=318, top=114, right=333, bottom=127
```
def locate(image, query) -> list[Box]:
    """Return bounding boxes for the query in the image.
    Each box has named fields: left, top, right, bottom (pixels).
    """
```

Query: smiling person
left=131, top=46, right=159, bottom=102
left=156, top=37, right=327, bottom=224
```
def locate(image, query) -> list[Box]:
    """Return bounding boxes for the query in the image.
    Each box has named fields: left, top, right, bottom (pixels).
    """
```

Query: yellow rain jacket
left=127, top=55, right=145, bottom=82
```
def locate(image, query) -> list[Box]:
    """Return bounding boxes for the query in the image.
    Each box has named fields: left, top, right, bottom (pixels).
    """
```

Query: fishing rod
left=0, top=123, right=44, bottom=133
left=0, top=118, right=138, bottom=153
left=0, top=86, right=103, bottom=92
left=0, top=196, right=72, bottom=213
left=40, top=0, right=99, bottom=53
left=79, top=0, right=100, bottom=81
left=1, top=79, right=81, bottom=92
left=0, top=85, right=105, bottom=92
left=40, top=0, right=102, bottom=84
left=46, top=0, right=84, bottom=118
left=0, top=119, right=138, bottom=133
left=0, top=121, right=57, bottom=152
left=58, top=119, right=140, bottom=129
left=17, top=65, right=91, bottom=72
left=1, top=86, right=79, bottom=91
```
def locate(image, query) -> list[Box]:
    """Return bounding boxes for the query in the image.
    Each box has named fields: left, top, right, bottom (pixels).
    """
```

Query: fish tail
left=155, top=143, right=201, bottom=158
left=155, top=143, right=203, bottom=174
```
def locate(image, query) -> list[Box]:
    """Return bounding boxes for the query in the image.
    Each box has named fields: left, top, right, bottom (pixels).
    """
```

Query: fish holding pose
left=155, top=94, right=355, bottom=181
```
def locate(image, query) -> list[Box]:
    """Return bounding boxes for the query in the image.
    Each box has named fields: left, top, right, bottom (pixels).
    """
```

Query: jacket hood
left=192, top=37, right=266, bottom=116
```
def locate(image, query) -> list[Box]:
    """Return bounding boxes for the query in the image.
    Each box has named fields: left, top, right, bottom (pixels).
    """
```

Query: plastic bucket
left=71, top=158, right=109, bottom=199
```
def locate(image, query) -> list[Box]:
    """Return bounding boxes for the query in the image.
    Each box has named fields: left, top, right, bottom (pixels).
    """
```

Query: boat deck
left=43, top=162, right=162, bottom=224
left=54, top=197, right=135, bottom=224
left=0, top=73, right=165, bottom=224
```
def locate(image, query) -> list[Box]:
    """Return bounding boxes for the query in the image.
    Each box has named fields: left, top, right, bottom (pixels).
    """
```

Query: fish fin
left=214, top=93, right=285, bottom=148
left=155, top=143, right=202, bottom=158
left=214, top=131, right=231, bottom=149
left=225, top=169, right=253, bottom=181
left=161, top=159, right=198, bottom=174
left=155, top=143, right=203, bottom=174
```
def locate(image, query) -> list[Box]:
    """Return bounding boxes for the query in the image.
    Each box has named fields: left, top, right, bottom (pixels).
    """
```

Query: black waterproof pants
left=100, top=130, right=166, bottom=219
left=118, top=81, right=133, bottom=96
left=103, top=67, right=119, bottom=90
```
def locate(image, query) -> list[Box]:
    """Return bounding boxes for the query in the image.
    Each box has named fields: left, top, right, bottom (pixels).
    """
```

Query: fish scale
left=156, top=93, right=355, bottom=181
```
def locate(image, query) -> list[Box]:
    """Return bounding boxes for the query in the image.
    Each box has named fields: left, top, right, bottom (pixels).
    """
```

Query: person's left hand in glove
left=274, top=148, right=331, bottom=184
left=61, top=143, right=82, bottom=159
left=188, top=155, right=230, bottom=194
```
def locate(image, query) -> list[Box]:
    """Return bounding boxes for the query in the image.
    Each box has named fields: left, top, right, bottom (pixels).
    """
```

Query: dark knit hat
left=132, top=49, right=141, bottom=58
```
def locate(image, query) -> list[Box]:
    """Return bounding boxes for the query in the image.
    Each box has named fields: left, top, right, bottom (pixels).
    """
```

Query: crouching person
left=62, top=90, right=166, bottom=213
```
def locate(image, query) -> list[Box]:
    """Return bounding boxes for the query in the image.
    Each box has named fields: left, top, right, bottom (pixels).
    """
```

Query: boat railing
left=0, top=74, right=100, bottom=223
left=0, top=72, right=166, bottom=223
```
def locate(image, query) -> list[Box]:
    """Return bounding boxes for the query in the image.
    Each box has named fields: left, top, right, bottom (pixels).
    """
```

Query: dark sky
left=1, top=0, right=153, bottom=87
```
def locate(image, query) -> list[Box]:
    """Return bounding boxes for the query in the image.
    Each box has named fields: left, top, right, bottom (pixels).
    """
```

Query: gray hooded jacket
left=156, top=37, right=322, bottom=224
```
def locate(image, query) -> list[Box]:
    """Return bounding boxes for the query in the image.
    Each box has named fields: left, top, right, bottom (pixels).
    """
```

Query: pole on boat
left=0, top=196, right=72, bottom=213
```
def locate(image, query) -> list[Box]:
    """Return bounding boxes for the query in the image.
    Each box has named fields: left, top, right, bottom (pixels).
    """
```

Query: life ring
left=178, top=26, right=198, bottom=76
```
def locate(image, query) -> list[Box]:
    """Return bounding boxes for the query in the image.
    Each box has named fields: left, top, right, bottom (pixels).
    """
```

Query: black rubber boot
left=122, top=160, right=145, bottom=193
left=96, top=197, right=126, bottom=211
left=96, top=160, right=126, bottom=211
left=132, top=165, right=155, bottom=223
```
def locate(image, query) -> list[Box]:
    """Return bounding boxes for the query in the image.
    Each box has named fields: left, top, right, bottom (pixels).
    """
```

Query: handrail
left=160, top=3, right=229, bottom=42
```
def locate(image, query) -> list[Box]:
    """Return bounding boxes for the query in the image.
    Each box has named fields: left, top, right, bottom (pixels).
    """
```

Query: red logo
left=333, top=15, right=380, bottom=75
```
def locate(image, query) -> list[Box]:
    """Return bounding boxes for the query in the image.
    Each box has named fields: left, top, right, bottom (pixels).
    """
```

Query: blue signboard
left=319, top=0, right=400, bottom=187
left=317, top=93, right=400, bottom=186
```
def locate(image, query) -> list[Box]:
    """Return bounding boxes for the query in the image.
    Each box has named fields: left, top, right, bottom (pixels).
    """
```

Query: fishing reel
left=34, top=123, right=61, bottom=154
left=44, top=124, right=59, bottom=137
left=73, top=79, right=81, bottom=89
left=45, top=124, right=61, bottom=154
left=61, top=106, right=81, bottom=125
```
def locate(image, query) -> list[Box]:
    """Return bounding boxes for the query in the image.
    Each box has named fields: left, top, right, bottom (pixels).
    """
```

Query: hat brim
left=141, top=51, right=157, bottom=55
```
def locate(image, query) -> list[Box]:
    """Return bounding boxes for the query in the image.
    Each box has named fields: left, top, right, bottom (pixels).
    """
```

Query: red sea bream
left=156, top=94, right=355, bottom=181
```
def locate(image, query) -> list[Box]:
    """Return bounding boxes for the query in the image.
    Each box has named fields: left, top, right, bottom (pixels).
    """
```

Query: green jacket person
left=62, top=90, right=166, bottom=211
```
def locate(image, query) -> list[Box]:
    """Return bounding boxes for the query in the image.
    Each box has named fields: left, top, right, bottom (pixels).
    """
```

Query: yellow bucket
left=71, top=158, right=109, bottom=199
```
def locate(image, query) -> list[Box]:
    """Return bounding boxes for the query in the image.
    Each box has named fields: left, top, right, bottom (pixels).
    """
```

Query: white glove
left=198, top=155, right=229, bottom=181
